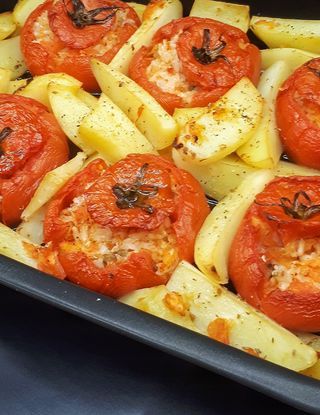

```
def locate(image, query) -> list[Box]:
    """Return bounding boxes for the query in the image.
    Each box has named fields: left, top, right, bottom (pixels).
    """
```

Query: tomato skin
left=276, top=58, right=320, bottom=169
left=44, top=154, right=209, bottom=297
left=0, top=94, right=68, bottom=227
left=129, top=17, right=261, bottom=114
left=228, top=176, right=320, bottom=332
left=21, top=0, right=140, bottom=91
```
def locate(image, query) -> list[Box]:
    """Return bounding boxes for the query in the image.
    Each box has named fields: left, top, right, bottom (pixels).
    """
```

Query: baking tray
left=1, top=0, right=320, bottom=414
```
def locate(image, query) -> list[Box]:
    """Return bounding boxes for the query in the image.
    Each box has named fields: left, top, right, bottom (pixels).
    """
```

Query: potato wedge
left=172, top=151, right=255, bottom=200
left=109, top=0, right=183, bottom=75
left=18, top=73, right=82, bottom=110
left=173, top=107, right=207, bottom=130
left=13, top=0, right=45, bottom=29
left=237, top=61, right=291, bottom=168
left=251, top=16, right=320, bottom=54
left=91, top=59, right=178, bottom=150
left=261, top=48, right=319, bottom=71
left=0, top=12, right=16, bottom=40
left=0, top=223, right=38, bottom=268
left=79, top=93, right=156, bottom=164
left=297, top=333, right=320, bottom=380
left=0, top=36, right=26, bottom=79
left=17, top=206, right=46, bottom=245
left=174, top=78, right=263, bottom=165
left=76, top=89, right=98, bottom=110
left=166, top=261, right=317, bottom=371
left=0, top=68, right=11, bottom=93
left=195, top=169, right=274, bottom=284
left=127, top=2, right=146, bottom=21
left=120, top=285, right=200, bottom=332
left=21, top=152, right=87, bottom=221
left=189, top=0, right=250, bottom=32
left=173, top=151, right=320, bottom=200
left=48, top=84, right=96, bottom=154
left=7, top=78, right=28, bottom=94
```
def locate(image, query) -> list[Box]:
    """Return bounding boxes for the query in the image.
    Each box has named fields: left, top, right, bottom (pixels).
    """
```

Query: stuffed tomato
left=43, top=154, right=209, bottom=298
left=276, top=58, right=320, bottom=170
left=129, top=16, right=261, bottom=114
left=21, top=0, right=141, bottom=91
left=0, top=94, right=69, bottom=227
left=229, top=176, right=320, bottom=332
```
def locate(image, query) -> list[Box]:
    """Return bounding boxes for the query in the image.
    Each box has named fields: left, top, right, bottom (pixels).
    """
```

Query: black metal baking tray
left=1, top=0, right=320, bottom=414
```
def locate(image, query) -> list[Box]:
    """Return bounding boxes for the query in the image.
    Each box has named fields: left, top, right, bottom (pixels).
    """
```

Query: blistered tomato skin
left=228, top=176, right=320, bottom=332
left=129, top=17, right=261, bottom=114
left=44, top=154, right=209, bottom=298
left=21, top=0, right=140, bottom=91
left=0, top=94, right=69, bottom=227
left=277, top=58, right=320, bottom=169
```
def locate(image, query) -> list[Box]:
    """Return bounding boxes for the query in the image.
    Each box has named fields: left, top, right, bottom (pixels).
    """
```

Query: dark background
left=0, top=0, right=318, bottom=414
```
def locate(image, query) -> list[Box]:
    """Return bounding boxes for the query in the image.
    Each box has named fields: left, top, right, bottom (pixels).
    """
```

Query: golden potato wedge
left=7, top=78, right=28, bottom=94
left=48, top=84, right=96, bottom=154
left=251, top=16, right=320, bottom=54
left=195, top=169, right=274, bottom=283
left=13, top=0, right=45, bottom=29
left=79, top=93, right=157, bottom=164
left=91, top=59, right=178, bottom=150
left=109, top=0, right=183, bottom=75
left=261, top=48, right=319, bottom=71
left=174, top=78, right=263, bottom=165
left=172, top=151, right=255, bottom=200
left=18, top=73, right=82, bottom=110
left=0, top=12, right=16, bottom=40
left=0, top=68, right=11, bottom=93
left=0, top=223, right=38, bottom=268
left=173, top=150, right=320, bottom=200
left=0, top=36, right=26, bottom=79
left=173, top=107, right=207, bottom=130
left=127, top=2, right=146, bottom=21
left=17, top=206, right=46, bottom=245
left=120, top=285, right=200, bottom=332
left=297, top=333, right=320, bottom=380
left=21, top=152, right=87, bottom=221
left=189, top=0, right=250, bottom=32
left=166, top=261, right=317, bottom=371
left=76, top=89, right=98, bottom=110
left=237, top=60, right=291, bottom=168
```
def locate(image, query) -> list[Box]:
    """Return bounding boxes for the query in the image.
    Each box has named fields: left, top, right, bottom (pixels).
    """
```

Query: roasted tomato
left=129, top=17, right=261, bottom=114
left=43, top=154, right=209, bottom=298
left=21, top=0, right=140, bottom=91
left=0, top=94, right=69, bottom=227
left=229, top=176, right=320, bottom=332
left=277, top=58, right=320, bottom=169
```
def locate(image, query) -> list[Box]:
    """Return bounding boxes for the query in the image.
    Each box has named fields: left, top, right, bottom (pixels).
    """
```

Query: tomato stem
left=64, top=0, right=120, bottom=29
left=255, top=191, right=320, bottom=221
left=112, top=163, right=165, bottom=214
left=192, top=29, right=230, bottom=66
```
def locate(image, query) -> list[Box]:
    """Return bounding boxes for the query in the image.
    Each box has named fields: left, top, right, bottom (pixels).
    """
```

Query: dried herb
left=112, top=163, right=164, bottom=214
left=64, top=0, right=119, bottom=29
left=255, top=191, right=320, bottom=221
left=192, top=29, right=230, bottom=65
